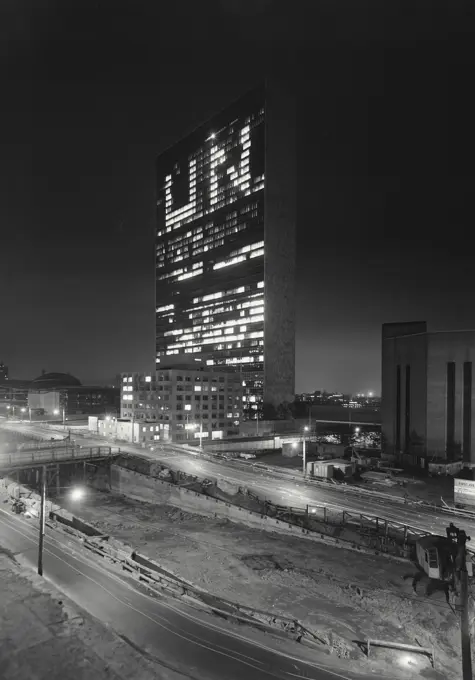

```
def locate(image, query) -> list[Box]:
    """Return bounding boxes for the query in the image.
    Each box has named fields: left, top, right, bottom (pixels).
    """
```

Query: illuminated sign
left=161, top=123, right=264, bottom=234
left=454, top=479, right=475, bottom=507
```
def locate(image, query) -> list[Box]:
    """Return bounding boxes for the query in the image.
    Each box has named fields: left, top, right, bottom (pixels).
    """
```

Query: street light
left=69, top=487, right=86, bottom=502
left=186, top=421, right=204, bottom=448
left=303, top=425, right=309, bottom=474
left=53, top=407, right=66, bottom=428
left=196, top=422, right=204, bottom=448
left=37, top=469, right=85, bottom=576
left=20, top=407, right=32, bottom=423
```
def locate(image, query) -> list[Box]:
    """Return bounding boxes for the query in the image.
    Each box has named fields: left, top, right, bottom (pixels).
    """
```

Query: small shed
left=326, top=459, right=355, bottom=477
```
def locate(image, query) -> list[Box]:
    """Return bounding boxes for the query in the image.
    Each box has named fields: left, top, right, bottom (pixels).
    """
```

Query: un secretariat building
left=155, top=83, right=296, bottom=418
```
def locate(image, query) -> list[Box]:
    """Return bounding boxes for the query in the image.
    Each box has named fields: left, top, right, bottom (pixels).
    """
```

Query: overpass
left=0, top=445, right=120, bottom=471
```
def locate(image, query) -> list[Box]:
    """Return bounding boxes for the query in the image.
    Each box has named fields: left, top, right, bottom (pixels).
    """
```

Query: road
left=3, top=420, right=475, bottom=547
left=0, top=506, right=371, bottom=680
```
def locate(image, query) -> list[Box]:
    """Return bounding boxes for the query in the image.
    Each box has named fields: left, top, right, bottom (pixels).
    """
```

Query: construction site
left=1, top=423, right=473, bottom=680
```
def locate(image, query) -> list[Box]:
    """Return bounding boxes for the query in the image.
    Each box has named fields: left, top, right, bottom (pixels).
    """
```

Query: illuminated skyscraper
left=155, top=83, right=295, bottom=416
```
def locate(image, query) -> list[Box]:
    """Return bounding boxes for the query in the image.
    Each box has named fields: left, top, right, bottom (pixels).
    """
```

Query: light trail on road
left=3, top=421, right=474, bottom=546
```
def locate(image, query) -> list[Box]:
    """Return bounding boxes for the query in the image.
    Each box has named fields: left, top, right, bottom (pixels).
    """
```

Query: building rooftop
left=31, top=372, right=82, bottom=389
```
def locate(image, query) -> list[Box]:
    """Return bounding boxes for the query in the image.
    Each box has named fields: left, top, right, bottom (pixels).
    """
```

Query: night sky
left=1, top=1, right=473, bottom=394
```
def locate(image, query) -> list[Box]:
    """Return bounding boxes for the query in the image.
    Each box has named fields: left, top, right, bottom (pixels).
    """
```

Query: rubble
left=59, top=489, right=462, bottom=679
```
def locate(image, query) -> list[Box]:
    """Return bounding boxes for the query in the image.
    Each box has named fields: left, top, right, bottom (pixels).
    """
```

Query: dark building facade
left=0, top=362, right=8, bottom=382
left=28, top=373, right=119, bottom=417
left=155, top=83, right=296, bottom=417
left=382, top=322, right=475, bottom=464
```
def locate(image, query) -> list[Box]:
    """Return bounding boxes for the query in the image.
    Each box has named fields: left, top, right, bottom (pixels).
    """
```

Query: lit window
left=185, top=404, right=191, bottom=411
left=128, top=377, right=133, bottom=383
left=194, top=385, right=201, bottom=392
left=145, top=376, right=151, bottom=383
left=213, top=255, right=246, bottom=271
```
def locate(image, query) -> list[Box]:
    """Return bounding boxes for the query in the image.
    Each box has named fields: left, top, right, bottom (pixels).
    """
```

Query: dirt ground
left=60, top=488, right=464, bottom=679
left=0, top=546, right=185, bottom=680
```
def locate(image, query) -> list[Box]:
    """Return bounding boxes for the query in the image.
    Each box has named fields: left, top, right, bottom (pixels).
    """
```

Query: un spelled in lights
left=155, top=98, right=266, bottom=408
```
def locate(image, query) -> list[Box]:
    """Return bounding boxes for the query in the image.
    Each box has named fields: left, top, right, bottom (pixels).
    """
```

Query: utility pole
left=38, top=466, right=46, bottom=576
left=460, top=566, right=472, bottom=680
left=452, top=524, right=472, bottom=680
left=302, top=426, right=309, bottom=474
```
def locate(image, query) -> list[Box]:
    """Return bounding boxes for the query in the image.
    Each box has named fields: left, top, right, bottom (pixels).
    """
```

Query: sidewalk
left=0, top=545, right=185, bottom=680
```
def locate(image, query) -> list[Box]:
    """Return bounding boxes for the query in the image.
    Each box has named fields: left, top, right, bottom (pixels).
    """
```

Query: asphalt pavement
left=0, top=504, right=375, bottom=680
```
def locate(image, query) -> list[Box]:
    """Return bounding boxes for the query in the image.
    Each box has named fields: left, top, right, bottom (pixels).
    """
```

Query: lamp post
left=351, top=426, right=360, bottom=455
left=302, top=425, right=309, bottom=475
left=53, top=407, right=66, bottom=428
left=38, top=466, right=46, bottom=576
left=192, top=421, right=204, bottom=448
left=20, top=407, right=26, bottom=421
left=187, top=421, right=203, bottom=448
left=37, top=473, right=85, bottom=577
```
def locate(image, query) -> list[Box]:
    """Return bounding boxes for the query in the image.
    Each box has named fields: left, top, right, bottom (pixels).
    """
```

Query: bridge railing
left=0, top=446, right=120, bottom=469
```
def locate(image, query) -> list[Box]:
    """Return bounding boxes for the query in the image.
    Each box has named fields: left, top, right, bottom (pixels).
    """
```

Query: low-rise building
left=121, top=365, right=242, bottom=442
left=27, top=373, right=119, bottom=417
left=90, top=416, right=158, bottom=445
left=382, top=321, right=475, bottom=466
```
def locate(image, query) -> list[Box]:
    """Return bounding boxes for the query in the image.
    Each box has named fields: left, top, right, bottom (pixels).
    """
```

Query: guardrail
left=0, top=446, right=120, bottom=469
left=367, top=639, right=434, bottom=667
left=40, top=508, right=322, bottom=646
left=228, top=457, right=475, bottom=519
